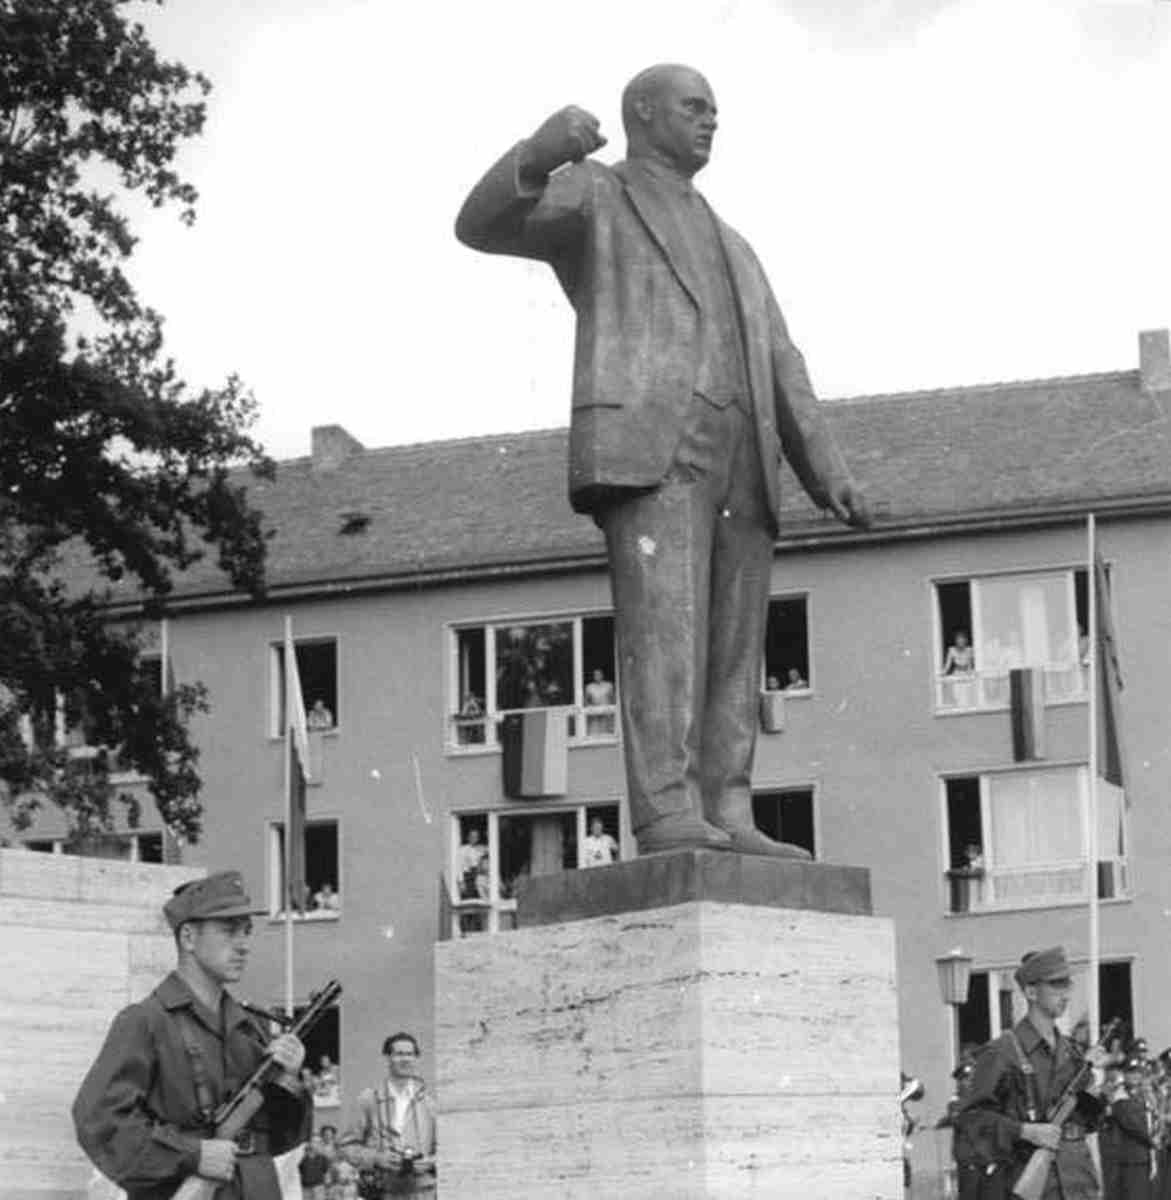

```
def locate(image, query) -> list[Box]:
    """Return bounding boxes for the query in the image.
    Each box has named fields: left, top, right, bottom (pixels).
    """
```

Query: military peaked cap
left=164, top=870, right=265, bottom=930
left=1014, top=945, right=1073, bottom=987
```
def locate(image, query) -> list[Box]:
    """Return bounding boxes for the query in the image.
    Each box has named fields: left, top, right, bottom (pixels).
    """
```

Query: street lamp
left=935, top=947, right=973, bottom=1008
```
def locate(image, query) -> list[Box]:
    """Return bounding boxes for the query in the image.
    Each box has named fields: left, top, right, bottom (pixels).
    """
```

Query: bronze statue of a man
left=456, top=64, right=870, bottom=858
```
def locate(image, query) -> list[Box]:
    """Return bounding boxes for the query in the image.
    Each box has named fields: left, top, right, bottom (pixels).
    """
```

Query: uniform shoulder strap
left=174, top=1008, right=217, bottom=1130
left=1006, top=1028, right=1041, bottom=1122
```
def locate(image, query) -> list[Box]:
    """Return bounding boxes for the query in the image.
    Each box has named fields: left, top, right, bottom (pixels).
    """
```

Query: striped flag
left=501, top=709, right=568, bottom=798
left=1010, top=667, right=1046, bottom=761
left=284, top=623, right=311, bottom=912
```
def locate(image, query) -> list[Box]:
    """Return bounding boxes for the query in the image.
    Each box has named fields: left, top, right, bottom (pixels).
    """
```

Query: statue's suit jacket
left=455, top=145, right=852, bottom=527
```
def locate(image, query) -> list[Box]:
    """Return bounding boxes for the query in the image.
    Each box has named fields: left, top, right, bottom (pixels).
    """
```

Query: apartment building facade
left=12, top=333, right=1171, bottom=1187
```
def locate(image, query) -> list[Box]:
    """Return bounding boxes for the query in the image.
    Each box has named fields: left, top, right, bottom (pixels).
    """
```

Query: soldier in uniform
left=73, top=871, right=312, bottom=1199
left=1101, top=1057, right=1158, bottom=1199
left=955, top=946, right=1108, bottom=1199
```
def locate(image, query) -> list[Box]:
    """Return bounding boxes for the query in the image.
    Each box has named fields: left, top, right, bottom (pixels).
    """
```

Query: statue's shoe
left=712, top=823, right=812, bottom=860
left=637, top=814, right=734, bottom=855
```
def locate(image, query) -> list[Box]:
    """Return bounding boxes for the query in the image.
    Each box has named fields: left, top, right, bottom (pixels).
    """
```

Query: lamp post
left=935, top=947, right=974, bottom=1008
left=936, top=947, right=974, bottom=1072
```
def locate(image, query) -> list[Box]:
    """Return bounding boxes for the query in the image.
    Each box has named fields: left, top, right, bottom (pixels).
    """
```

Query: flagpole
left=1086, top=514, right=1100, bottom=1039
left=283, top=615, right=295, bottom=1019
left=159, top=618, right=169, bottom=697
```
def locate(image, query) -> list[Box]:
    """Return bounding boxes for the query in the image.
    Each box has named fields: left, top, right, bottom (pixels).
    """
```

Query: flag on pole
left=284, top=624, right=311, bottom=913
left=1093, top=554, right=1125, bottom=789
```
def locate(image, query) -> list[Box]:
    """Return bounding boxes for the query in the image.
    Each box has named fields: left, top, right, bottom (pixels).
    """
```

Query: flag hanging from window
left=501, top=709, right=568, bottom=798
left=284, top=623, right=311, bottom=912
left=1094, top=554, right=1125, bottom=789
left=1010, top=667, right=1046, bottom=761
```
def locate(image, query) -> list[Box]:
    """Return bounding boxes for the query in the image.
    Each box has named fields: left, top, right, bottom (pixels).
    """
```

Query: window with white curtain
left=943, top=766, right=1128, bottom=912
left=935, top=569, right=1089, bottom=710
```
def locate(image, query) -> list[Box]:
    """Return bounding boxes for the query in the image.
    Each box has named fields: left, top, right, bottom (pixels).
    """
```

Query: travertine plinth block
left=0, top=851, right=204, bottom=1200
left=436, top=894, right=901, bottom=1198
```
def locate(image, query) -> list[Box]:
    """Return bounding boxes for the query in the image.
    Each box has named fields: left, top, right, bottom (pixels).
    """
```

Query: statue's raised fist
left=521, top=106, right=607, bottom=180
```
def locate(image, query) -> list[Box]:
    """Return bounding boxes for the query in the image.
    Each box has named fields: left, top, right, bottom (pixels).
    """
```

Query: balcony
left=936, top=662, right=1088, bottom=712
left=449, top=704, right=618, bottom=751
left=947, top=857, right=1128, bottom=913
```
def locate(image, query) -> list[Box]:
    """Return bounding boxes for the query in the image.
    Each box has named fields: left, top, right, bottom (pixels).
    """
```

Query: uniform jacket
left=343, top=1078, right=437, bottom=1195
left=956, top=1018, right=1104, bottom=1198
left=455, top=147, right=852, bottom=527
left=72, top=971, right=310, bottom=1200
left=1103, top=1091, right=1157, bottom=1165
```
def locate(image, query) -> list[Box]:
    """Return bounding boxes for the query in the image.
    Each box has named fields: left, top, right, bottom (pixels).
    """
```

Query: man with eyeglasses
left=73, top=870, right=312, bottom=1199
left=955, top=946, right=1109, bottom=1199
left=342, top=1033, right=436, bottom=1196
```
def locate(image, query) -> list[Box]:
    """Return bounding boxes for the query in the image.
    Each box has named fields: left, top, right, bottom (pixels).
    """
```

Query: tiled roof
left=99, top=368, right=1171, bottom=607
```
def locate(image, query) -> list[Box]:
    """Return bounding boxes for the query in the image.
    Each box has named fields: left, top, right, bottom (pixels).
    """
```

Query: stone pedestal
left=435, top=850, right=901, bottom=1199
left=0, top=850, right=202, bottom=1199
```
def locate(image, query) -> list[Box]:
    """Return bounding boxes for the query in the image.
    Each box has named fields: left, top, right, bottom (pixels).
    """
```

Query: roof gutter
left=102, top=491, right=1171, bottom=619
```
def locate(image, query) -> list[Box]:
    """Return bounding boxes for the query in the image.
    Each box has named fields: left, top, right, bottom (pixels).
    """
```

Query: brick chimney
left=311, top=424, right=365, bottom=471
left=1139, top=328, right=1171, bottom=394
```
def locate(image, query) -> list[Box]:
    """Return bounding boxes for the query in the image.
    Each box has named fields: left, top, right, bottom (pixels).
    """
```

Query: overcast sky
left=129, top=0, right=1171, bottom=461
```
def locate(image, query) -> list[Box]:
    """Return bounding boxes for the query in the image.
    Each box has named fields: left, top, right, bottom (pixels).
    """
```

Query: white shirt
left=583, top=833, right=618, bottom=867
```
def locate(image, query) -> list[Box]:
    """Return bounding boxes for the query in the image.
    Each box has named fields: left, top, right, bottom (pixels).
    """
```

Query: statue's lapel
left=615, top=160, right=702, bottom=310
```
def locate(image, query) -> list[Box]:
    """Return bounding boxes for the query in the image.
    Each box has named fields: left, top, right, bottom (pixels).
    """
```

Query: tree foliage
left=1, top=0, right=273, bottom=842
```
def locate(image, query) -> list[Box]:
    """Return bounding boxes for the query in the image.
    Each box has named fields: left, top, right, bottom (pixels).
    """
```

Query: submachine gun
left=173, top=979, right=343, bottom=1200
left=1013, top=1017, right=1120, bottom=1200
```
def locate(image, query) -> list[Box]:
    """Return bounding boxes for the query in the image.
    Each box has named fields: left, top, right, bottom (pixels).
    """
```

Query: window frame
left=267, top=815, right=343, bottom=921
left=445, top=609, right=618, bottom=752
left=268, top=634, right=342, bottom=740
left=21, top=831, right=168, bottom=861
left=761, top=591, right=813, bottom=697
left=446, top=798, right=626, bottom=936
left=938, top=762, right=1130, bottom=915
left=957, top=956, right=1135, bottom=1049
left=930, top=564, right=1097, bottom=714
left=750, top=781, right=819, bottom=859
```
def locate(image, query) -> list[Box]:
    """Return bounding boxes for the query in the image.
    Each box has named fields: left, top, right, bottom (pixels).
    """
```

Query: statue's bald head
left=621, top=64, right=707, bottom=134
left=621, top=64, right=717, bottom=177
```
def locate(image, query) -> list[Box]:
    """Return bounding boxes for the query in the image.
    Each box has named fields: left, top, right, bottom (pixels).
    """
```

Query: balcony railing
left=449, top=703, right=618, bottom=749
left=936, top=662, right=1088, bottom=711
left=948, top=857, right=1128, bottom=913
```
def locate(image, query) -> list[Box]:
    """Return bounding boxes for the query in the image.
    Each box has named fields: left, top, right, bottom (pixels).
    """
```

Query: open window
left=448, top=614, right=617, bottom=748
left=446, top=802, right=623, bottom=936
left=934, top=569, right=1089, bottom=710
left=762, top=596, right=810, bottom=693
left=288, top=997, right=342, bottom=1109
left=269, top=819, right=341, bottom=919
left=942, top=767, right=1127, bottom=913
left=751, top=787, right=816, bottom=857
left=956, top=960, right=1133, bottom=1051
left=272, top=638, right=339, bottom=736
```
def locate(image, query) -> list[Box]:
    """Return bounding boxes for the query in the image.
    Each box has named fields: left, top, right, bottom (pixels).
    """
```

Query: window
left=762, top=596, right=810, bottom=692
left=269, top=819, right=340, bottom=918
left=22, top=832, right=169, bottom=861
left=935, top=570, right=1089, bottom=710
left=942, top=767, right=1128, bottom=913
left=752, top=788, right=816, bottom=857
left=271, top=639, right=339, bottom=737
left=448, top=615, right=616, bottom=748
left=447, top=802, right=623, bottom=936
left=294, top=1001, right=342, bottom=1109
left=956, top=960, right=1133, bottom=1051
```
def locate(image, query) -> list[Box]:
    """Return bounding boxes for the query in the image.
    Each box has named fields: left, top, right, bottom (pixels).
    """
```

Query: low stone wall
left=0, top=849, right=202, bottom=1200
